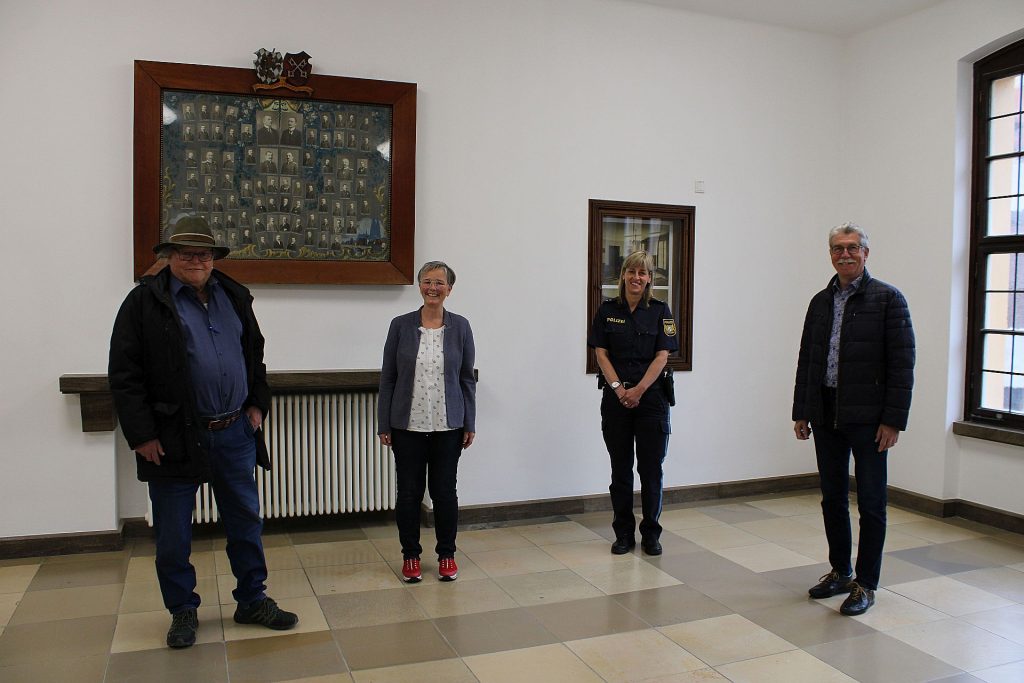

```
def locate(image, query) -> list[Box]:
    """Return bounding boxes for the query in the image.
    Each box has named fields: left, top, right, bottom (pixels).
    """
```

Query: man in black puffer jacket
left=793, top=222, right=915, bottom=617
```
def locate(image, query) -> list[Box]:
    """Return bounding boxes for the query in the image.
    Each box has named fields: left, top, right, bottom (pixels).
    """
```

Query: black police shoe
left=808, top=570, right=854, bottom=599
left=641, top=539, right=663, bottom=555
left=233, top=597, right=298, bottom=630
left=166, top=607, right=198, bottom=648
left=840, top=582, right=875, bottom=616
left=610, top=537, right=636, bottom=555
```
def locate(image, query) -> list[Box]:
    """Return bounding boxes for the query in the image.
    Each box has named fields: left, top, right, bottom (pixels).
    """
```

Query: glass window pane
left=601, top=217, right=674, bottom=302
left=989, top=115, right=1022, bottom=156
left=1013, top=337, right=1024, bottom=373
left=1009, top=373, right=1024, bottom=413
left=980, top=370, right=1011, bottom=411
left=986, top=291, right=1024, bottom=331
left=985, top=292, right=1012, bottom=329
left=986, top=196, right=1021, bottom=236
left=983, top=332, right=1014, bottom=373
left=985, top=253, right=1019, bottom=290
left=987, top=157, right=1021, bottom=198
left=991, top=74, right=1022, bottom=118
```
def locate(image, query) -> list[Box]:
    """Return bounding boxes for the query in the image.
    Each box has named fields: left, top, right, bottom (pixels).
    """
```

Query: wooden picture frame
left=134, top=60, right=416, bottom=284
left=587, top=199, right=695, bottom=373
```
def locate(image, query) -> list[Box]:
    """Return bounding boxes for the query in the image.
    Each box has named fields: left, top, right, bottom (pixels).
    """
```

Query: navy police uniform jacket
left=588, top=297, right=679, bottom=383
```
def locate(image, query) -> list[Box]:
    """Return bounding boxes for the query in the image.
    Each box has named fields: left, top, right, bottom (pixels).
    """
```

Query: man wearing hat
left=108, top=215, right=297, bottom=649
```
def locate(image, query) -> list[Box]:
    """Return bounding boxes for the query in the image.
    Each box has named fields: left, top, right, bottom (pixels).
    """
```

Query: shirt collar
left=832, top=274, right=863, bottom=295
left=169, top=271, right=219, bottom=299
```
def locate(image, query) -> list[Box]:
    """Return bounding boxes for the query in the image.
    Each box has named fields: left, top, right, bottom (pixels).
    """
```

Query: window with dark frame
left=587, top=199, right=695, bottom=374
left=967, top=39, right=1024, bottom=427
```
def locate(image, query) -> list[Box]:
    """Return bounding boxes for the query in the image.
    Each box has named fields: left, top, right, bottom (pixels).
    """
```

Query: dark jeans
left=148, top=417, right=268, bottom=614
left=601, top=388, right=670, bottom=543
left=812, top=390, right=888, bottom=590
left=391, top=428, right=463, bottom=559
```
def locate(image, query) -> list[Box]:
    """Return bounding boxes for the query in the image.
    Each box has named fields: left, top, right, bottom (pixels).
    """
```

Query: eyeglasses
left=420, top=279, right=448, bottom=288
left=830, top=244, right=864, bottom=255
left=176, top=250, right=214, bottom=262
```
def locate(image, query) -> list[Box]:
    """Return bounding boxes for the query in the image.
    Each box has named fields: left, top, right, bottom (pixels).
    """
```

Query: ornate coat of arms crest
left=253, top=48, right=283, bottom=84
left=284, top=52, right=312, bottom=86
left=252, top=48, right=314, bottom=95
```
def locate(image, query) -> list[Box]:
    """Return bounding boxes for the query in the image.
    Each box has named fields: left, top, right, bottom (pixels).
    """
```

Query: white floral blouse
left=407, top=326, right=449, bottom=432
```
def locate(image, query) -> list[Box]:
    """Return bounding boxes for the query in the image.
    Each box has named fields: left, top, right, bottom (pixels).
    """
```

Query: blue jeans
left=147, top=417, right=268, bottom=613
left=601, top=388, right=671, bottom=543
left=391, top=428, right=463, bottom=559
left=812, top=396, right=888, bottom=590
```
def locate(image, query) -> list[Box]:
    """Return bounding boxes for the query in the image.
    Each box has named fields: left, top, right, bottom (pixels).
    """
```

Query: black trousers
left=812, top=387, right=888, bottom=590
left=601, top=388, right=670, bottom=542
left=391, top=428, right=463, bottom=559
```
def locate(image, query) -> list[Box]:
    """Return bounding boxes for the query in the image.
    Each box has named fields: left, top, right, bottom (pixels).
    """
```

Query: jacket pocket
left=152, top=402, right=187, bottom=462
left=606, top=327, right=632, bottom=355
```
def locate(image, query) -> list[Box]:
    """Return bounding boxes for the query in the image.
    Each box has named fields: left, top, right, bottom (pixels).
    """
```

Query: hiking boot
left=166, top=608, right=198, bottom=649
left=233, top=597, right=298, bottom=630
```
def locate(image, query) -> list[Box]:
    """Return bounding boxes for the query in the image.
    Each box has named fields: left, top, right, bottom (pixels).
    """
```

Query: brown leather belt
left=201, top=410, right=242, bottom=431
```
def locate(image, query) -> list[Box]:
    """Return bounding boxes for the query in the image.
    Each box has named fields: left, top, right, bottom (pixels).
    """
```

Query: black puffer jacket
left=792, top=270, right=915, bottom=430
left=108, top=266, right=271, bottom=482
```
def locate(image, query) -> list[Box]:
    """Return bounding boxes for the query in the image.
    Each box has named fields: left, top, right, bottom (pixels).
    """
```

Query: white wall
left=6, top=0, right=1018, bottom=539
left=839, top=0, right=1024, bottom=515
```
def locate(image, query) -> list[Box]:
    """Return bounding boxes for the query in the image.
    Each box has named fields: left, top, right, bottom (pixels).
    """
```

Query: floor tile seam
left=884, top=579, right=1011, bottom=614
left=318, top=625, right=356, bottom=678
left=945, top=613, right=1024, bottom=646
left=958, top=617, right=1024, bottom=646
left=295, top=558, right=391, bottom=570
left=401, top=575, right=521, bottom=619
left=556, top=638, right=629, bottom=683
left=660, top=635, right=803, bottom=670
left=25, top=578, right=129, bottom=593
left=429, top=609, right=563, bottom=659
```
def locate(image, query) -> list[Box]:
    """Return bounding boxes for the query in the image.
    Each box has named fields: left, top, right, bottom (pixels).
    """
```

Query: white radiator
left=148, top=391, right=395, bottom=524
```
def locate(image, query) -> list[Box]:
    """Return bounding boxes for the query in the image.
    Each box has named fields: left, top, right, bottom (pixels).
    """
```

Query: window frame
left=586, top=198, right=695, bottom=374
left=966, top=39, right=1024, bottom=427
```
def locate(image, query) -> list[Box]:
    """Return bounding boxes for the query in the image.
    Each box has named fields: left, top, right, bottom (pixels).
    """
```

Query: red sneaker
left=402, top=557, right=422, bottom=583
left=438, top=556, right=458, bottom=581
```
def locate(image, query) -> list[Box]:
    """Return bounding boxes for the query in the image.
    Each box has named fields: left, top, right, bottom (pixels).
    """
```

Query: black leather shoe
left=808, top=570, right=854, bottom=599
left=166, top=608, right=198, bottom=649
left=840, top=582, right=875, bottom=616
left=641, top=540, right=662, bottom=555
left=233, top=597, right=298, bottom=630
left=610, top=537, right=636, bottom=555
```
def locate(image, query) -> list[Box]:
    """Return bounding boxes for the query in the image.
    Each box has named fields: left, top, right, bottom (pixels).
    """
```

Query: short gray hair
left=828, top=222, right=869, bottom=248
left=417, top=260, right=456, bottom=286
left=157, top=246, right=177, bottom=259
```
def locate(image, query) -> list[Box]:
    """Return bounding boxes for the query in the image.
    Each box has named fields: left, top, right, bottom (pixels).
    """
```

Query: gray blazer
left=378, top=308, right=476, bottom=434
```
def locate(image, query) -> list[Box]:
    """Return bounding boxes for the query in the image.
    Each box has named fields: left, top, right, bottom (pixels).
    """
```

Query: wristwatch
left=609, top=381, right=621, bottom=390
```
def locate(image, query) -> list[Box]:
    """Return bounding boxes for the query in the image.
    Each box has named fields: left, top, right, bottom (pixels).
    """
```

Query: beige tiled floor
left=1, top=490, right=1023, bottom=681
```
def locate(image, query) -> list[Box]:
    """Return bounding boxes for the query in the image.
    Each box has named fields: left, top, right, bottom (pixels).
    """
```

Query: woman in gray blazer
left=378, top=261, right=476, bottom=584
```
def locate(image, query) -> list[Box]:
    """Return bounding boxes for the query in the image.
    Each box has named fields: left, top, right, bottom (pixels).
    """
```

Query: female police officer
left=588, top=251, right=678, bottom=555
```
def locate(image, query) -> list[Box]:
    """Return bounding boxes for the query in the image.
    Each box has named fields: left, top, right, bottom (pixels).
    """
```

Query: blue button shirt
left=825, top=275, right=862, bottom=388
left=169, top=273, right=248, bottom=417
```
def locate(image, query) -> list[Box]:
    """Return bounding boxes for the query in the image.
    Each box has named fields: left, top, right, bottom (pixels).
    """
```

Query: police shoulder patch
left=663, top=319, right=677, bottom=336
